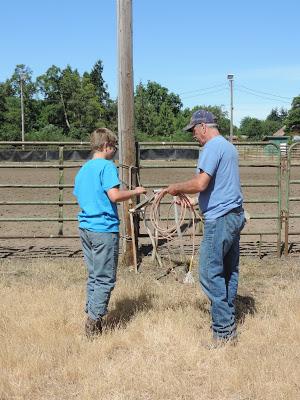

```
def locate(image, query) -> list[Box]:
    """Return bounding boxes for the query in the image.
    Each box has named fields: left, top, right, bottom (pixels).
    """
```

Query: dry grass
left=0, top=256, right=300, bottom=400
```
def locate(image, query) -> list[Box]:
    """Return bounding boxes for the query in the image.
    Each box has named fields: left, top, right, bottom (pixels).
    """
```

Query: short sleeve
left=197, top=144, right=220, bottom=177
left=102, top=162, right=120, bottom=192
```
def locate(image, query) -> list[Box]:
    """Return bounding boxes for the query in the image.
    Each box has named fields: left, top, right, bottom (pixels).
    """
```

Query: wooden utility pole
left=117, top=0, right=136, bottom=266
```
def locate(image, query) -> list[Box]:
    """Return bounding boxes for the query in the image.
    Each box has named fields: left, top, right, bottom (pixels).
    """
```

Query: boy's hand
left=134, top=186, right=147, bottom=195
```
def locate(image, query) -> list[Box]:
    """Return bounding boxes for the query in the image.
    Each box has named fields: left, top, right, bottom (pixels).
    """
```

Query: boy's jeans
left=199, top=207, right=245, bottom=339
left=79, top=229, right=119, bottom=321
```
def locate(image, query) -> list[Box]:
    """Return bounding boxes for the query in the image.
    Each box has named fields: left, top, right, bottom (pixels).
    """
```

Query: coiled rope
left=146, top=190, right=198, bottom=278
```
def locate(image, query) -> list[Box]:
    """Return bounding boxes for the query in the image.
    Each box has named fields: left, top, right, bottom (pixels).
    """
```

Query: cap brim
left=183, top=122, right=195, bottom=132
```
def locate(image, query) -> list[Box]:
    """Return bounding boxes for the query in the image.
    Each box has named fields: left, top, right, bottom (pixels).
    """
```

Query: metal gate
left=138, top=141, right=282, bottom=257
left=284, top=142, right=300, bottom=255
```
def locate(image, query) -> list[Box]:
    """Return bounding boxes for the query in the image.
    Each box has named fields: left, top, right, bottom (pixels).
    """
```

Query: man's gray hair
left=195, top=123, right=218, bottom=129
left=206, top=123, right=218, bottom=128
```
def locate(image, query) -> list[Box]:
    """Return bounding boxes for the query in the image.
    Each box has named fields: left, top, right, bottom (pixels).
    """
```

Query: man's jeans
left=79, top=229, right=119, bottom=321
left=199, top=207, right=245, bottom=339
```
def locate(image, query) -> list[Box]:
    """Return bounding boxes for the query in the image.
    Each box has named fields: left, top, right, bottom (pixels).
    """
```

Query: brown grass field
left=0, top=152, right=300, bottom=399
left=1, top=255, right=300, bottom=400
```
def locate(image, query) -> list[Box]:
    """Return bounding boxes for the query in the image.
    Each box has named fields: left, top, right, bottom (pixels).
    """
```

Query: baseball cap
left=183, top=109, right=217, bottom=132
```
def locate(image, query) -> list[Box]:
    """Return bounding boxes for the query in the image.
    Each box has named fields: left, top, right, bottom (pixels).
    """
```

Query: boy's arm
left=107, top=186, right=146, bottom=203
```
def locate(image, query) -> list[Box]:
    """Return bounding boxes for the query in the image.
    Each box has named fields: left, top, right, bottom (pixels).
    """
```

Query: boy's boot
left=85, top=316, right=102, bottom=339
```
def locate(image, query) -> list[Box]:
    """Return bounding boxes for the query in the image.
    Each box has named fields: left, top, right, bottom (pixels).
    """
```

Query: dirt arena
left=0, top=156, right=300, bottom=258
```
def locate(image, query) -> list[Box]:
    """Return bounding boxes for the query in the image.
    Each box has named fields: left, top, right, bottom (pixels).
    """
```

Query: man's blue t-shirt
left=197, top=135, right=243, bottom=220
left=73, top=159, right=120, bottom=232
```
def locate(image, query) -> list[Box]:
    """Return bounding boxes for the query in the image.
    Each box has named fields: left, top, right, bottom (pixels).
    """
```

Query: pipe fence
left=0, top=140, right=299, bottom=257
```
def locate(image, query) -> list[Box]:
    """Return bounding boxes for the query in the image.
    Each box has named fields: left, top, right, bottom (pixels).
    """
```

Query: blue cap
left=183, top=109, right=216, bottom=132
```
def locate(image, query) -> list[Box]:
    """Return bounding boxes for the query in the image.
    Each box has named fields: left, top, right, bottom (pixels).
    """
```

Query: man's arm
left=165, top=171, right=211, bottom=196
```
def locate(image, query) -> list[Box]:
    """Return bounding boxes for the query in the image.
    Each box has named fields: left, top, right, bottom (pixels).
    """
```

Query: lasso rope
left=146, top=190, right=197, bottom=279
left=125, top=167, right=201, bottom=280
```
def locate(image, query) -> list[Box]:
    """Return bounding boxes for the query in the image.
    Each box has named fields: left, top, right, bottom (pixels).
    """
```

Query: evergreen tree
left=284, top=96, right=300, bottom=134
left=89, top=60, right=110, bottom=105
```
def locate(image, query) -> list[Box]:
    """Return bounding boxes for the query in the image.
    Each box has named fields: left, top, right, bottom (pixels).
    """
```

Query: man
left=164, top=110, right=245, bottom=343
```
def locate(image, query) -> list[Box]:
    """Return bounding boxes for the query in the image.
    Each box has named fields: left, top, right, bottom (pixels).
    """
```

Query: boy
left=73, top=128, right=146, bottom=338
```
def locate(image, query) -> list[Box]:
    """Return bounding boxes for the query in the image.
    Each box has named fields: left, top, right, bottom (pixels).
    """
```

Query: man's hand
left=164, top=184, right=179, bottom=196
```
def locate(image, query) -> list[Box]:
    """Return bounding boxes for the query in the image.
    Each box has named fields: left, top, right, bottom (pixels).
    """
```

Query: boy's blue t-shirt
left=73, top=158, right=120, bottom=232
left=197, top=135, right=243, bottom=220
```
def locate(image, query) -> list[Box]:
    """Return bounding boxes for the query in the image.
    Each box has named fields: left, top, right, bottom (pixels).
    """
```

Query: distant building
left=273, top=126, right=286, bottom=137
left=263, top=127, right=289, bottom=156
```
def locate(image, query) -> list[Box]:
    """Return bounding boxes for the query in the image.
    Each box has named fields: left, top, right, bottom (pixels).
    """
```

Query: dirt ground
left=0, top=157, right=300, bottom=258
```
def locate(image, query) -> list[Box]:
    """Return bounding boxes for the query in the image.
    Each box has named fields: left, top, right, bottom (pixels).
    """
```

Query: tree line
left=0, top=61, right=299, bottom=142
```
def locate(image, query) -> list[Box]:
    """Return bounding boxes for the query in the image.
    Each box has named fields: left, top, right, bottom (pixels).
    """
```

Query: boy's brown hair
left=90, top=128, right=118, bottom=151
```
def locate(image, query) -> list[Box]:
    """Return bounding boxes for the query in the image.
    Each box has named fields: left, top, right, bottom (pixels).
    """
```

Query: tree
left=37, top=65, right=71, bottom=131
left=0, top=83, right=8, bottom=125
left=134, top=81, right=182, bottom=136
left=239, top=117, right=265, bottom=139
left=262, top=119, right=282, bottom=136
left=284, top=96, right=300, bottom=134
left=89, top=60, right=110, bottom=105
left=37, top=64, right=113, bottom=139
left=7, top=64, right=38, bottom=135
left=266, top=107, right=288, bottom=123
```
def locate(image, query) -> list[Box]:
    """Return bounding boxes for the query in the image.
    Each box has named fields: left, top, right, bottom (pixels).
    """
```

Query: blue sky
left=1, top=0, right=299, bottom=125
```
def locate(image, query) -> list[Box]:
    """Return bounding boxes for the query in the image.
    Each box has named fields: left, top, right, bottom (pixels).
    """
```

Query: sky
left=1, top=0, right=299, bottom=126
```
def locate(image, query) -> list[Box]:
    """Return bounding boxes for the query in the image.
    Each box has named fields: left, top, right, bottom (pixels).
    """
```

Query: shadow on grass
left=104, top=291, right=154, bottom=331
left=236, top=294, right=256, bottom=324
left=194, top=298, right=211, bottom=316
left=194, top=295, right=256, bottom=324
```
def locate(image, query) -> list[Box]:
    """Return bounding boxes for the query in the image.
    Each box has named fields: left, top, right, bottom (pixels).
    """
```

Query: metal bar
left=285, top=145, right=291, bottom=255
left=0, top=164, right=83, bottom=168
left=244, top=199, right=278, bottom=203
left=284, top=210, right=289, bottom=256
left=0, top=184, right=74, bottom=188
left=142, top=183, right=279, bottom=189
left=138, top=231, right=280, bottom=238
left=286, top=142, right=300, bottom=253
left=139, top=163, right=279, bottom=169
left=277, top=151, right=282, bottom=256
left=138, top=141, right=274, bottom=146
left=0, top=141, right=89, bottom=146
left=0, top=218, right=77, bottom=221
left=0, top=201, right=77, bottom=205
left=0, top=235, right=80, bottom=239
left=140, top=164, right=197, bottom=169
left=0, top=140, right=284, bottom=147
left=142, top=214, right=278, bottom=221
left=131, top=198, right=278, bottom=206
left=58, top=146, right=64, bottom=235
